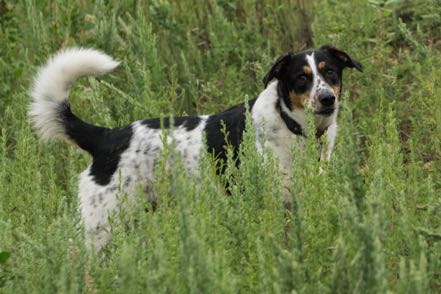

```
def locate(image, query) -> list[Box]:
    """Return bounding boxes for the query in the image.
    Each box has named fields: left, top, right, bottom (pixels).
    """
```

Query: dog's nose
left=319, top=94, right=336, bottom=107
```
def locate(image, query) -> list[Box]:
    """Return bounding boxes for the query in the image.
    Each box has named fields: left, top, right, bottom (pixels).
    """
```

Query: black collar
left=277, top=99, right=305, bottom=137
left=277, top=98, right=329, bottom=139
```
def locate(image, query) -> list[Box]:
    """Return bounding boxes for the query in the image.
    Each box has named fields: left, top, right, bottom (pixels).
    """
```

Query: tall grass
left=0, top=0, right=440, bottom=292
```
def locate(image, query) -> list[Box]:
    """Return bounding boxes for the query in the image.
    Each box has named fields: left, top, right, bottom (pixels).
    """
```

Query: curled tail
left=29, top=48, right=119, bottom=141
left=29, top=48, right=126, bottom=157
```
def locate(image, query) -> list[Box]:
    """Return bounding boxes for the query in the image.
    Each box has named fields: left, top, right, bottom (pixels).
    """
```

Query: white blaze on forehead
left=306, top=52, right=317, bottom=75
left=306, top=53, right=318, bottom=105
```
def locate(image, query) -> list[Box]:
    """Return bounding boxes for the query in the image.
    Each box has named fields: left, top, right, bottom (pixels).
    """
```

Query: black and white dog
left=30, top=45, right=362, bottom=250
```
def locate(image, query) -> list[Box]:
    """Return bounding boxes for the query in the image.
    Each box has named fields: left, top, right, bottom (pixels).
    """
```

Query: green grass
left=1, top=0, right=441, bottom=292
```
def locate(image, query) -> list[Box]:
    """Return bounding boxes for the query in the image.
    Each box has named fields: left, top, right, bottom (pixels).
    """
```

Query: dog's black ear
left=262, top=52, right=292, bottom=88
left=320, top=45, right=363, bottom=72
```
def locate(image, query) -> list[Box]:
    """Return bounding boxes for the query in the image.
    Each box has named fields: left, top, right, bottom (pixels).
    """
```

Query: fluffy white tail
left=29, top=48, right=120, bottom=141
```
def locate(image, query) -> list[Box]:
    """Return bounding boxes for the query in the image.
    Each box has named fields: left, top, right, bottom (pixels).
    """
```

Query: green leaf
left=0, top=252, right=11, bottom=264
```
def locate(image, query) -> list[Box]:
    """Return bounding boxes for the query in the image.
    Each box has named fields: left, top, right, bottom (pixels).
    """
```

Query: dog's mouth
left=314, top=107, right=335, bottom=116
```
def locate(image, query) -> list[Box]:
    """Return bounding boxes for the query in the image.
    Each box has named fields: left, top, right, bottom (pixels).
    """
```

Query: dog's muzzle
left=316, top=93, right=336, bottom=116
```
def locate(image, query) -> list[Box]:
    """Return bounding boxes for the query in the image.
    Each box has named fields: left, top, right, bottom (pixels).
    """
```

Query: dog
left=30, top=45, right=362, bottom=250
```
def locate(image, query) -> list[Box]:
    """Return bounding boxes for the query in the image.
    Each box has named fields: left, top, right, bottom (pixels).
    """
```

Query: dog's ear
left=320, top=45, right=363, bottom=72
left=262, top=52, right=292, bottom=88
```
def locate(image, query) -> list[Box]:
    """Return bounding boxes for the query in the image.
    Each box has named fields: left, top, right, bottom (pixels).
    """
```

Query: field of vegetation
left=0, top=0, right=440, bottom=292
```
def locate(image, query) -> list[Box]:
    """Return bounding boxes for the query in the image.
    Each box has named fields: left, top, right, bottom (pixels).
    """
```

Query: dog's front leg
left=281, top=169, right=293, bottom=211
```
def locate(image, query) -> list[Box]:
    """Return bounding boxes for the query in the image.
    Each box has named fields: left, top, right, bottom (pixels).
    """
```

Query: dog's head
left=262, top=45, right=362, bottom=133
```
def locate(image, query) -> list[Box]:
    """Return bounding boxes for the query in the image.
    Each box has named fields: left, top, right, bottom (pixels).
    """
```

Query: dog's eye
left=326, top=69, right=337, bottom=77
left=297, top=74, right=308, bottom=82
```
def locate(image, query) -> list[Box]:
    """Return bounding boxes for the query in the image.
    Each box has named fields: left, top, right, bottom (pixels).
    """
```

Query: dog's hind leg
left=78, top=169, right=121, bottom=251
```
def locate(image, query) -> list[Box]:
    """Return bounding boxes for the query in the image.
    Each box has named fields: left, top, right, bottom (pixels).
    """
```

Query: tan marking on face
left=289, top=90, right=310, bottom=110
left=331, top=84, right=341, bottom=97
left=303, top=66, right=312, bottom=74
left=318, top=61, right=326, bottom=70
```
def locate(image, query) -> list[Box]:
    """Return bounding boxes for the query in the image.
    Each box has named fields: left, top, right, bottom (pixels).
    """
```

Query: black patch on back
left=88, top=126, right=133, bottom=186
left=204, top=99, right=256, bottom=173
left=60, top=102, right=133, bottom=186
left=141, top=116, right=201, bottom=131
